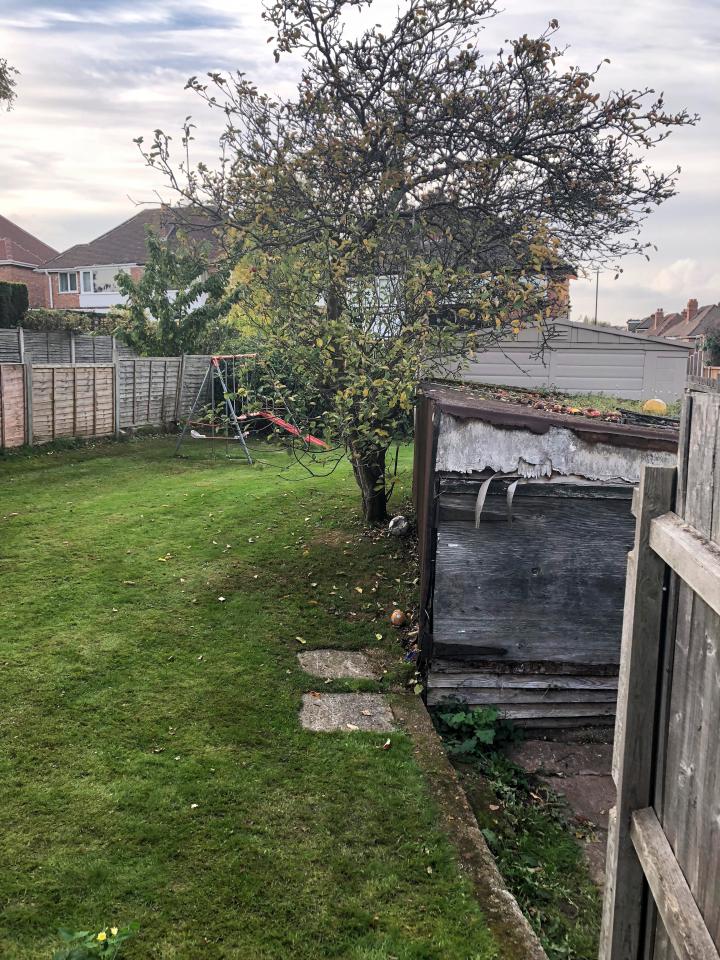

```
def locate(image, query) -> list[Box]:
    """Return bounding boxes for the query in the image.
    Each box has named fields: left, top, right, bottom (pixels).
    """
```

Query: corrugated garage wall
left=452, top=320, right=691, bottom=401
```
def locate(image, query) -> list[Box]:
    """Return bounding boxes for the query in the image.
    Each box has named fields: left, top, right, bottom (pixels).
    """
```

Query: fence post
left=70, top=331, right=76, bottom=365
left=175, top=353, right=186, bottom=421
left=112, top=338, right=121, bottom=438
left=18, top=325, right=24, bottom=364
left=599, top=464, right=675, bottom=960
left=23, top=359, right=33, bottom=446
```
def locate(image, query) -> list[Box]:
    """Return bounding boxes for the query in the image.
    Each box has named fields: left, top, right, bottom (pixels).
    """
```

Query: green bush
left=0, top=281, right=29, bottom=326
left=705, top=332, right=720, bottom=367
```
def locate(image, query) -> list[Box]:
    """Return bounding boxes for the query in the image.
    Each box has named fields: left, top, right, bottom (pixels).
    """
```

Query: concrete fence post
left=175, top=353, right=187, bottom=421
left=23, top=359, right=33, bottom=446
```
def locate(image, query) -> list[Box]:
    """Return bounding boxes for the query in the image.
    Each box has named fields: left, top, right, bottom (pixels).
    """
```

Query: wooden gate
left=601, top=378, right=720, bottom=959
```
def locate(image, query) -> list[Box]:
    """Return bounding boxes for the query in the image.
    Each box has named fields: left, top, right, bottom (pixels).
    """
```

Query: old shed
left=414, top=383, right=679, bottom=727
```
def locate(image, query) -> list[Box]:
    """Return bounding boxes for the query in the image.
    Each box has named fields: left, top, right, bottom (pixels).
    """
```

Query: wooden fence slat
left=650, top=513, right=720, bottom=617
left=600, top=464, right=676, bottom=960
left=631, top=808, right=720, bottom=960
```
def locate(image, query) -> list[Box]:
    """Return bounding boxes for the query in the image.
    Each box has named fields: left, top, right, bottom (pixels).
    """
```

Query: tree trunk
left=350, top=445, right=388, bottom=524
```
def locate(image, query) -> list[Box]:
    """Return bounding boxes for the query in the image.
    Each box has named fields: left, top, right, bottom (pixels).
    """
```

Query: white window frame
left=58, top=271, right=78, bottom=293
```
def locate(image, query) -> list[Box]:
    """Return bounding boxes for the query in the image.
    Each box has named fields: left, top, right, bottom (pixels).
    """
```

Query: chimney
left=652, top=307, right=664, bottom=332
left=685, top=298, right=698, bottom=323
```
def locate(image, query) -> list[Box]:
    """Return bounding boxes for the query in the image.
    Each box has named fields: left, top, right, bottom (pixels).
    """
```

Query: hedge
left=22, top=308, right=118, bottom=334
left=0, top=281, right=29, bottom=327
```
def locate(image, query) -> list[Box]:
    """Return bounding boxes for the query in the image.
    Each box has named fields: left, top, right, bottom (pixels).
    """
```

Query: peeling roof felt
left=0, top=214, right=58, bottom=265
left=40, top=207, right=219, bottom=270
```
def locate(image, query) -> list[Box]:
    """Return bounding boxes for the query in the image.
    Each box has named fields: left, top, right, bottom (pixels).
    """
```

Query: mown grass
left=0, top=438, right=499, bottom=960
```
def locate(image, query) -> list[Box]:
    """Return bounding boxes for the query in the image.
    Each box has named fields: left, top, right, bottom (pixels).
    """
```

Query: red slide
left=255, top=411, right=328, bottom=448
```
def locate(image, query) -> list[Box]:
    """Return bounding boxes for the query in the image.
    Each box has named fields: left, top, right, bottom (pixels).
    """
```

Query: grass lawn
left=0, top=438, right=500, bottom=960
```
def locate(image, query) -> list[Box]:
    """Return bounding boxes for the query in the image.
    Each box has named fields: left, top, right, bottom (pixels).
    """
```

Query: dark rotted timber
left=433, top=493, right=635, bottom=663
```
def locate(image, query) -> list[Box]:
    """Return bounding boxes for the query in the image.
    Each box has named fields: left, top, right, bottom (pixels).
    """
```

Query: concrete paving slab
left=297, top=649, right=379, bottom=680
left=510, top=739, right=614, bottom=888
left=300, top=693, right=395, bottom=733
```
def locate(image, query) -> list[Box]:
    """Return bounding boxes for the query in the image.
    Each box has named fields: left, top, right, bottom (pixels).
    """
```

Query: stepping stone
left=297, top=649, right=379, bottom=680
left=300, top=693, right=395, bottom=733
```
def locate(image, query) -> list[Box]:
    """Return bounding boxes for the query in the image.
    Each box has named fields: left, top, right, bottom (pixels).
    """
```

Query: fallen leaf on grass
left=354, top=586, right=363, bottom=593
left=377, top=738, right=392, bottom=750
left=295, top=636, right=306, bottom=644
left=218, top=596, right=226, bottom=602
left=346, top=723, right=359, bottom=731
left=489, top=804, right=500, bottom=812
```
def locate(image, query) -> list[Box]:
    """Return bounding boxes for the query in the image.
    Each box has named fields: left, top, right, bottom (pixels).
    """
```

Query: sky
left=1, top=0, right=718, bottom=326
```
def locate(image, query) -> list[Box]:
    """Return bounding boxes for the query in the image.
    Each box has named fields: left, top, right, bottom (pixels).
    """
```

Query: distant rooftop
left=40, top=207, right=219, bottom=271
left=628, top=298, right=720, bottom=340
left=0, top=214, right=58, bottom=266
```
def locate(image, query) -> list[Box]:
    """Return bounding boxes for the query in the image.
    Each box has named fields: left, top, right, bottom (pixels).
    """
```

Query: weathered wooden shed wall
left=415, top=384, right=680, bottom=727
left=450, top=320, right=690, bottom=402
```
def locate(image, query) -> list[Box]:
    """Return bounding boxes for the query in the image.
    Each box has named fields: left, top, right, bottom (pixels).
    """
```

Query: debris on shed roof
left=418, top=382, right=679, bottom=453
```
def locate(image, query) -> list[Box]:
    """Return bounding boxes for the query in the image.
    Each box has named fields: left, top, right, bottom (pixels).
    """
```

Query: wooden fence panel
left=117, top=358, right=181, bottom=428
left=30, top=365, right=114, bottom=443
left=1, top=353, right=195, bottom=448
left=0, top=363, right=26, bottom=447
left=602, top=381, right=720, bottom=960
left=652, top=388, right=720, bottom=959
left=175, top=355, right=210, bottom=419
left=0, top=329, right=23, bottom=363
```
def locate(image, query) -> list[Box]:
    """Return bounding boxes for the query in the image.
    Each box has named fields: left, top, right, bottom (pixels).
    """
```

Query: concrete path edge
left=391, top=694, right=548, bottom=960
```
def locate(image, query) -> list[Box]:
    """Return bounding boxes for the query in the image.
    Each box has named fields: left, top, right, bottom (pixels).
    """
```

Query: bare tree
left=137, top=0, right=696, bottom=521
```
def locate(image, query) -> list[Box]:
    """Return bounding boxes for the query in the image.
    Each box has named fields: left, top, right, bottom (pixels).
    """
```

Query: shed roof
left=418, top=382, right=679, bottom=453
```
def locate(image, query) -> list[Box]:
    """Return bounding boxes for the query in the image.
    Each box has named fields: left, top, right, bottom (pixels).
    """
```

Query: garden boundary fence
left=601, top=376, right=720, bottom=960
left=0, top=354, right=210, bottom=448
left=0, top=326, right=137, bottom=365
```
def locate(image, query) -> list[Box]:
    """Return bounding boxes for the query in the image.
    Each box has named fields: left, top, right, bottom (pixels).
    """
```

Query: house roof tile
left=40, top=207, right=219, bottom=271
left=0, top=214, right=58, bottom=266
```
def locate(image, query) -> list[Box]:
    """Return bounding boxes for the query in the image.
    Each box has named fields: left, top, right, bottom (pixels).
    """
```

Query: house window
left=58, top=272, right=78, bottom=293
left=79, top=267, right=124, bottom=294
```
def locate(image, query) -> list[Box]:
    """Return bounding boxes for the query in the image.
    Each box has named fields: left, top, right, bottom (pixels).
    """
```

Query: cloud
left=1, top=0, right=718, bottom=328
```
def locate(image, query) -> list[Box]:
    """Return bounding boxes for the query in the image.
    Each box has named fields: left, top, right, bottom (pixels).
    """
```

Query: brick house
left=0, top=214, right=59, bottom=307
left=627, top=298, right=720, bottom=342
left=37, top=207, right=217, bottom=314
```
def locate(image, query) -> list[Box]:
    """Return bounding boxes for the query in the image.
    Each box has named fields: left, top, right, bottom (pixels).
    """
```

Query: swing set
left=174, top=353, right=328, bottom=463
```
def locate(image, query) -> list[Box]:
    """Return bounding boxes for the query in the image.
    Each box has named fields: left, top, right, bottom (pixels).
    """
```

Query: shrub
left=23, top=308, right=117, bottom=334
left=705, top=332, right=720, bottom=366
left=0, top=281, right=29, bottom=326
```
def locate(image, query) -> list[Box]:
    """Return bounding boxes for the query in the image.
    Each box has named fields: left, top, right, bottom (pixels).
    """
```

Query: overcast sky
left=1, top=0, right=717, bottom=325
